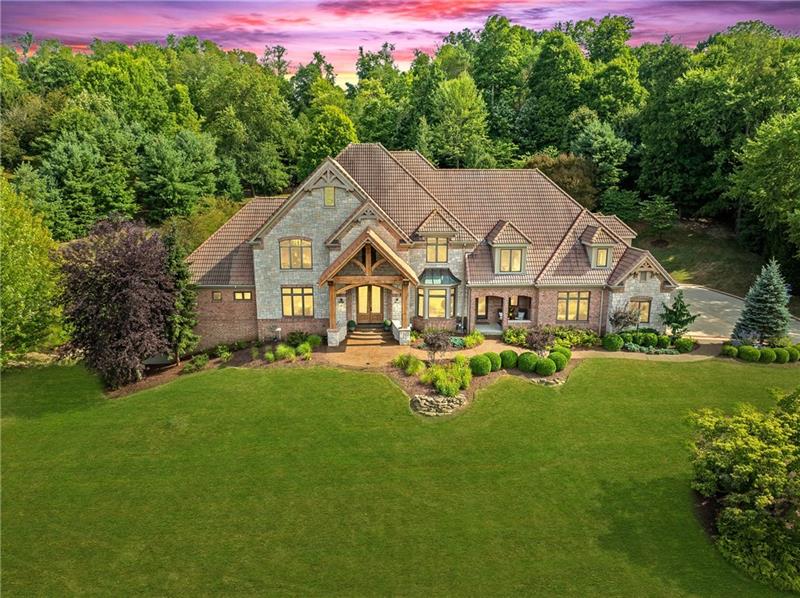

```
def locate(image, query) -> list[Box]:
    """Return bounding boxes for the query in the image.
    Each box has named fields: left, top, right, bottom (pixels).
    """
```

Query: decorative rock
left=411, top=393, right=467, bottom=416
left=532, top=377, right=564, bottom=386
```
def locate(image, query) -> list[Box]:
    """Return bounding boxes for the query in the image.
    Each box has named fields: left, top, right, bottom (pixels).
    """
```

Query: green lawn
left=636, top=221, right=800, bottom=316
left=3, top=361, right=798, bottom=596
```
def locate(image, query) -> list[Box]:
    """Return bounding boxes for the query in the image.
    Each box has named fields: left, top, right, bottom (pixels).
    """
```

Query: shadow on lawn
left=593, top=476, right=769, bottom=597
left=2, top=364, right=105, bottom=420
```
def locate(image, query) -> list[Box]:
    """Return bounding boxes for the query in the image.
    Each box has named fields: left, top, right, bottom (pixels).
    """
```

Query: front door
left=357, top=285, right=383, bottom=324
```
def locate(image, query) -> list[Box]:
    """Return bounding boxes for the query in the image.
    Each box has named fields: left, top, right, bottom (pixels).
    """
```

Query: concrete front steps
left=345, top=327, right=396, bottom=346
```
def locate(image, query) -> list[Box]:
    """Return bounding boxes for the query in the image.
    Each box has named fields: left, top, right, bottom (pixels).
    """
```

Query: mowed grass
left=636, top=220, right=800, bottom=316
left=3, top=361, right=798, bottom=596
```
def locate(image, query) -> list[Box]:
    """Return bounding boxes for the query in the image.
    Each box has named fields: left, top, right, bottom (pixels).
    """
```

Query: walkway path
left=680, top=285, right=800, bottom=342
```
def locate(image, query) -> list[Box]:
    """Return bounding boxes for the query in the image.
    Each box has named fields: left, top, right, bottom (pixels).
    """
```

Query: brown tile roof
left=188, top=197, right=284, bottom=286
left=609, top=247, right=679, bottom=287
left=415, top=209, right=458, bottom=237
left=579, top=225, right=615, bottom=245
left=465, top=242, right=538, bottom=285
left=486, top=220, right=532, bottom=245
left=596, top=214, right=637, bottom=240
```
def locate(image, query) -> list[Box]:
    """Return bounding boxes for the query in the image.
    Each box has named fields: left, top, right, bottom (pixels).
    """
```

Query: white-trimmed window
left=280, top=238, right=312, bottom=269
left=281, top=287, right=314, bottom=317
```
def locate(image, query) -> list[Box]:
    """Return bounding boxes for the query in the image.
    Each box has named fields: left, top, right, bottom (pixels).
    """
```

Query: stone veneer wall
left=195, top=288, right=258, bottom=350
left=607, top=273, right=673, bottom=331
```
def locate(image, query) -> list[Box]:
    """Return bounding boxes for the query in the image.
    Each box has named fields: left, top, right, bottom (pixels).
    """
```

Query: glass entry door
left=357, top=285, right=383, bottom=324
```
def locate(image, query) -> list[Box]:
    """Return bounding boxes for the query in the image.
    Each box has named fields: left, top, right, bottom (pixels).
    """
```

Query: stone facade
left=195, top=288, right=258, bottom=350
left=607, top=271, right=673, bottom=331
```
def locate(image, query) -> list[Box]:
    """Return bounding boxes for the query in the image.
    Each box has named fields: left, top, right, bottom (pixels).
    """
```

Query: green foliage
left=787, top=347, right=799, bottom=362
left=660, top=290, right=698, bottom=338
left=737, top=345, right=761, bottom=362
left=306, top=334, right=322, bottom=349
left=690, top=387, right=800, bottom=592
left=263, top=350, right=275, bottom=363
left=517, top=351, right=538, bottom=373
left=599, top=188, right=640, bottom=222
left=469, top=354, right=492, bottom=376
left=640, top=333, right=658, bottom=347
left=551, top=345, right=572, bottom=360
left=163, top=227, right=198, bottom=364
left=182, top=353, right=209, bottom=374
left=733, top=259, right=791, bottom=342
left=161, top=197, right=242, bottom=255
left=430, top=73, right=491, bottom=167
left=521, top=152, right=599, bottom=209
left=215, top=344, right=232, bottom=362
left=463, top=330, right=484, bottom=349
left=720, top=344, right=738, bottom=358
left=286, top=330, right=309, bottom=347
left=570, top=115, right=631, bottom=191
left=602, top=334, right=624, bottom=351
left=674, top=337, right=695, bottom=354
left=0, top=179, right=60, bottom=362
left=535, top=358, right=557, bottom=377
left=758, top=347, right=776, bottom=364
left=640, top=195, right=678, bottom=240
left=275, top=343, right=295, bottom=362
left=502, top=326, right=528, bottom=347
left=392, top=353, right=426, bottom=376
left=295, top=342, right=312, bottom=361
left=773, top=348, right=789, bottom=364
left=483, top=351, right=501, bottom=372
left=499, top=350, right=518, bottom=369
left=546, top=325, right=599, bottom=348
left=451, top=354, right=472, bottom=389
left=298, top=105, right=358, bottom=179
left=421, top=361, right=469, bottom=396
left=250, top=346, right=260, bottom=360
left=548, top=352, right=567, bottom=372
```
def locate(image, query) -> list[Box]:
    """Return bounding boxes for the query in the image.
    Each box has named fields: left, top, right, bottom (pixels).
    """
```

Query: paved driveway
left=680, top=285, right=800, bottom=342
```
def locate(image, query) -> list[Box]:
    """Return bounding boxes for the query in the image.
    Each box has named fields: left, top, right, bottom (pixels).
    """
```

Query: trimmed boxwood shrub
left=484, top=351, right=501, bottom=372
left=737, top=345, right=761, bottom=362
left=517, top=352, right=538, bottom=373
left=773, top=348, right=789, bottom=364
left=551, top=345, right=572, bottom=360
left=759, top=347, right=776, bottom=364
left=535, top=357, right=557, bottom=376
left=469, top=354, right=492, bottom=376
left=674, top=337, right=695, bottom=354
left=306, top=334, right=322, bottom=348
left=620, top=332, right=633, bottom=344
left=602, top=334, right=624, bottom=352
left=548, top=351, right=567, bottom=372
left=499, top=350, right=518, bottom=369
left=641, top=332, right=658, bottom=347
left=657, top=335, right=670, bottom=349
left=720, top=344, right=738, bottom=358
left=787, top=347, right=800, bottom=362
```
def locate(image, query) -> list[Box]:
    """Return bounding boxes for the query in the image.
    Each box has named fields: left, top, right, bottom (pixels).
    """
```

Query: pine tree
left=660, top=290, right=698, bottom=338
left=164, top=227, right=199, bottom=364
left=732, top=259, right=791, bottom=342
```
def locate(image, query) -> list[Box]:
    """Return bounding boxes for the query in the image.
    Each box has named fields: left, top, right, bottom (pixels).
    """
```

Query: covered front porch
left=319, top=228, right=418, bottom=346
left=469, top=289, right=536, bottom=335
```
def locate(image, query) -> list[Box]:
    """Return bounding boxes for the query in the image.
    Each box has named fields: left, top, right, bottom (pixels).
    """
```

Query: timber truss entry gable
left=325, top=200, right=412, bottom=247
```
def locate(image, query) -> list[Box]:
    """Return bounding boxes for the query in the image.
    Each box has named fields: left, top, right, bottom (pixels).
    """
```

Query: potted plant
left=347, top=320, right=357, bottom=332
left=383, top=319, right=392, bottom=331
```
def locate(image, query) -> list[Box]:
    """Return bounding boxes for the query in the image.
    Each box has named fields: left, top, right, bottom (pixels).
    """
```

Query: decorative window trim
left=234, top=291, right=252, bottom=301
left=629, top=299, right=652, bottom=323
left=281, top=287, right=314, bottom=317
left=426, top=237, right=449, bottom=263
left=556, top=291, right=590, bottom=322
left=211, top=291, right=222, bottom=302
left=279, top=238, right=312, bottom=270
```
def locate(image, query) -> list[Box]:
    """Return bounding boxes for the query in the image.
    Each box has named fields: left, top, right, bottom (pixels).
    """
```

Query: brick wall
left=195, top=288, right=258, bottom=350
left=537, top=287, right=607, bottom=333
left=257, top=318, right=328, bottom=342
left=412, top=316, right=458, bottom=332
left=468, top=287, right=538, bottom=329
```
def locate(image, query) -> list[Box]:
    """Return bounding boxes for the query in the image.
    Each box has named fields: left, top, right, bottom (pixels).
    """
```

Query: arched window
left=279, top=239, right=312, bottom=269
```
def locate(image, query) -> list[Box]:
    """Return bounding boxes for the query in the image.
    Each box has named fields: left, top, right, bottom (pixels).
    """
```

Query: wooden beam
left=365, top=243, right=373, bottom=275
left=328, top=281, right=336, bottom=329
left=401, top=280, right=409, bottom=328
left=332, top=275, right=402, bottom=284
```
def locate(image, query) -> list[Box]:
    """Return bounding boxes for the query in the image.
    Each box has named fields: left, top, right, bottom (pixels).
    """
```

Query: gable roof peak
left=486, top=219, right=532, bottom=245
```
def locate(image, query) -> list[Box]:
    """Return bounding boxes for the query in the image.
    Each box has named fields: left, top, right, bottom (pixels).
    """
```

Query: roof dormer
left=580, top=225, right=614, bottom=269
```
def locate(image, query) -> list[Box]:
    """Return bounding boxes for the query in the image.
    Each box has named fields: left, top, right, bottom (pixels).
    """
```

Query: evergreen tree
left=732, top=259, right=791, bottom=342
left=640, top=195, right=678, bottom=241
left=659, top=290, right=698, bottom=339
left=164, top=227, right=198, bottom=364
left=570, top=115, right=631, bottom=191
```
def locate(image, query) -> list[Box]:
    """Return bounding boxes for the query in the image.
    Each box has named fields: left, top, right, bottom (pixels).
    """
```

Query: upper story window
left=426, top=237, right=448, bottom=263
left=595, top=247, right=609, bottom=268
left=498, top=248, right=523, bottom=273
left=280, top=238, right=312, bottom=269
left=324, top=186, right=335, bottom=207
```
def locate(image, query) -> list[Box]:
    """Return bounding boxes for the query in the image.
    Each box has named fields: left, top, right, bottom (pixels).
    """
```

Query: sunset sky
left=3, top=1, right=799, bottom=82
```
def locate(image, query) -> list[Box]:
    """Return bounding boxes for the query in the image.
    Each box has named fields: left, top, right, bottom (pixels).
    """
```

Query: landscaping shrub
left=737, top=345, right=761, bottom=362
left=296, top=342, right=312, bottom=360
left=452, top=355, right=472, bottom=389
left=526, top=325, right=555, bottom=354
left=250, top=346, right=260, bottom=360
left=469, top=354, right=492, bottom=376
left=551, top=345, right=572, bottom=360
left=286, top=331, right=309, bottom=347
left=787, top=347, right=799, bottom=362
left=773, top=348, right=789, bottom=364
left=535, top=357, right=557, bottom=377
left=548, top=351, right=567, bottom=372
left=484, top=351, right=501, bottom=372
left=758, top=347, right=776, bottom=364
left=502, top=326, right=528, bottom=347
left=215, top=344, right=232, bottom=362
left=545, top=325, right=599, bottom=348
left=421, top=363, right=465, bottom=397
left=657, top=335, right=670, bottom=349
left=232, top=340, right=247, bottom=351
left=450, top=336, right=465, bottom=349
left=275, top=343, right=296, bottom=361
left=463, top=330, right=485, bottom=349
left=263, top=350, right=275, bottom=363
left=182, top=353, right=209, bottom=374
left=620, top=332, right=633, bottom=344
left=674, top=338, right=695, bottom=354
left=347, top=320, right=357, bottom=332
left=499, top=350, right=518, bottom=369
left=720, top=344, right=738, bottom=358
left=306, top=334, right=322, bottom=349
left=405, top=356, right=426, bottom=376
left=623, top=342, right=679, bottom=355
left=602, top=334, right=624, bottom=352
left=424, top=330, right=452, bottom=362
left=517, top=352, right=538, bottom=373
left=641, top=333, right=658, bottom=348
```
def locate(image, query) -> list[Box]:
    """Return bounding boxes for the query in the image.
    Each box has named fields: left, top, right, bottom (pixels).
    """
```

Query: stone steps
left=345, top=328, right=396, bottom=346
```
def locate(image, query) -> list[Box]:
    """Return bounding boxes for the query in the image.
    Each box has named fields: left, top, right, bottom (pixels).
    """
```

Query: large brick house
left=188, top=143, right=677, bottom=348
